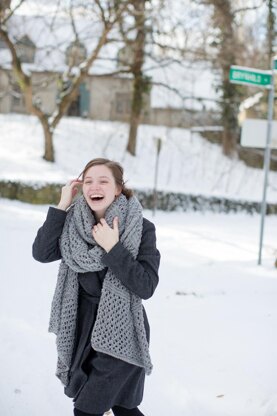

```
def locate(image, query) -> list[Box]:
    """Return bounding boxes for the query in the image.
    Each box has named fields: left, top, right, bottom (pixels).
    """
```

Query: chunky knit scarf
left=48, top=194, right=153, bottom=386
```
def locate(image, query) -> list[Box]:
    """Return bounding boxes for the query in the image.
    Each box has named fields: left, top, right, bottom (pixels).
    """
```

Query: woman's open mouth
left=89, top=194, right=105, bottom=202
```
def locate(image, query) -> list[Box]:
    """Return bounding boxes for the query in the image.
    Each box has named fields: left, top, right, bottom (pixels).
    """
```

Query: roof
left=16, top=34, right=36, bottom=48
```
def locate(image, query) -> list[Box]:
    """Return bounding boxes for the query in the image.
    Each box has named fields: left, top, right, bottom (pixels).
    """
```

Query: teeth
left=90, top=194, right=104, bottom=200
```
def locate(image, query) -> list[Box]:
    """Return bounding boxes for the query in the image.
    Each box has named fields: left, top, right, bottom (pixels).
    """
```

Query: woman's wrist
left=103, top=240, right=119, bottom=253
left=57, top=202, right=69, bottom=211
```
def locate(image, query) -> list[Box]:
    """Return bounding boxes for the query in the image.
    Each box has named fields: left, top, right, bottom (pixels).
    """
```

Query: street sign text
left=230, top=66, right=272, bottom=88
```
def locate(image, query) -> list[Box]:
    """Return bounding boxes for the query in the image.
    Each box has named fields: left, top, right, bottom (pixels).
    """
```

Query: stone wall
left=1, top=179, right=277, bottom=215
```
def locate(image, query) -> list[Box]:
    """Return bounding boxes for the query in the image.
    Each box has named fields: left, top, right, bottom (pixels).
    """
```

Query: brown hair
left=79, top=158, right=133, bottom=199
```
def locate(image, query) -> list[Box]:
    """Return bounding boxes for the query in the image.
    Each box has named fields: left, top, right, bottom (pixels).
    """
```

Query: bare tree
left=118, top=0, right=213, bottom=155
left=192, top=0, right=272, bottom=155
left=1, top=0, right=269, bottom=161
left=127, top=0, right=147, bottom=156
left=115, top=0, right=151, bottom=155
left=202, top=0, right=241, bottom=155
left=0, top=0, right=128, bottom=162
left=266, top=0, right=277, bottom=67
left=123, top=0, right=274, bottom=156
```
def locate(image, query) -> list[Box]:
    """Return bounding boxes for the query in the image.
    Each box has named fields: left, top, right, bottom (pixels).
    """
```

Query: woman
left=32, top=158, right=160, bottom=416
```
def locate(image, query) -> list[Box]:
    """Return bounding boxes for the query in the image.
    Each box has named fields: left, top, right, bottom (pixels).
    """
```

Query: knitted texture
left=48, top=194, right=153, bottom=386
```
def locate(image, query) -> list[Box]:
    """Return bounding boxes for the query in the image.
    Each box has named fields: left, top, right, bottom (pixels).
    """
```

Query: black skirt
left=64, top=285, right=149, bottom=414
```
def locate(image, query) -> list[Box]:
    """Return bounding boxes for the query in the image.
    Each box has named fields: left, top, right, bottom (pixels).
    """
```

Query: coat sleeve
left=102, top=218, right=160, bottom=300
left=32, top=207, right=67, bottom=263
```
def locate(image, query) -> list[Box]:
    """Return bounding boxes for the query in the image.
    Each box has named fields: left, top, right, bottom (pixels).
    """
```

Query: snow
left=0, top=198, right=277, bottom=416
left=239, top=92, right=263, bottom=111
left=1, top=113, right=277, bottom=203
left=1, top=108, right=277, bottom=415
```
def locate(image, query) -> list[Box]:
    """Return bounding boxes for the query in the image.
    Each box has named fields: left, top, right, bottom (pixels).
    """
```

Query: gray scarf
left=48, top=194, right=153, bottom=386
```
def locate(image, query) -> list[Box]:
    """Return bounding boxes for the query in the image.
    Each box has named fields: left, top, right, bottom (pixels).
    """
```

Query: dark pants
left=74, top=406, right=144, bottom=416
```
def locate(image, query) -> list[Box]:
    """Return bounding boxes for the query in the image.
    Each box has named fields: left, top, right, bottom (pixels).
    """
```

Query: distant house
left=0, top=16, right=217, bottom=128
left=0, top=57, right=142, bottom=121
left=0, top=40, right=153, bottom=124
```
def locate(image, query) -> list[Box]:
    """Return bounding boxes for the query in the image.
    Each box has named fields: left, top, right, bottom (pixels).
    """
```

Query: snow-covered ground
left=0, top=198, right=277, bottom=416
left=1, top=112, right=277, bottom=415
left=1, top=114, right=277, bottom=203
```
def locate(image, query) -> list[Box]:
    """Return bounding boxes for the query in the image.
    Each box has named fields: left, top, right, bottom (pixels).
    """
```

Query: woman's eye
left=100, top=181, right=108, bottom=184
left=84, top=181, right=92, bottom=185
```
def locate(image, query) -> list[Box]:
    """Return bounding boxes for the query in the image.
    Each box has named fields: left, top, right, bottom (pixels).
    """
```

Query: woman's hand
left=57, top=179, right=83, bottom=211
left=92, top=217, right=119, bottom=252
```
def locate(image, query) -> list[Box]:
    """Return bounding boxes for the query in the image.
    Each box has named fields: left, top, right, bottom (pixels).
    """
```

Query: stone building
left=0, top=20, right=216, bottom=128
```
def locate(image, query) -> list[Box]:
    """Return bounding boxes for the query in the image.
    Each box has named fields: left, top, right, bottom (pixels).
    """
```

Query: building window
left=65, top=41, right=87, bottom=67
left=117, top=45, right=134, bottom=68
left=15, top=35, right=36, bottom=63
left=115, top=92, right=131, bottom=114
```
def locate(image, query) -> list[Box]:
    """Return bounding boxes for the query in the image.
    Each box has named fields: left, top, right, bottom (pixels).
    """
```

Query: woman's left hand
left=92, top=217, right=119, bottom=252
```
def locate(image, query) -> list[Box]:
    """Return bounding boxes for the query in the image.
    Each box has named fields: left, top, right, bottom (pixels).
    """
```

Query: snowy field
left=1, top=114, right=277, bottom=203
left=0, top=198, right=277, bottom=416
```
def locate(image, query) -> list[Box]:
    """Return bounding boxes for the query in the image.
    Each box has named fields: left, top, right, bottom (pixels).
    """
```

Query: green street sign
left=229, top=66, right=272, bottom=88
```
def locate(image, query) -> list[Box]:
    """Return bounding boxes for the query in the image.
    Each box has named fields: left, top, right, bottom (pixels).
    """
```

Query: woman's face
left=82, top=164, right=120, bottom=219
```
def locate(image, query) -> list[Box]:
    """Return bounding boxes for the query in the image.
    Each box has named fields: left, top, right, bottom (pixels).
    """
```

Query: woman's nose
left=90, top=183, right=100, bottom=191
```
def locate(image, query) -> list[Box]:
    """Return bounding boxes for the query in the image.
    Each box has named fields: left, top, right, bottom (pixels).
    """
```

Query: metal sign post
left=258, top=58, right=276, bottom=265
left=152, top=137, right=163, bottom=217
left=229, top=60, right=276, bottom=265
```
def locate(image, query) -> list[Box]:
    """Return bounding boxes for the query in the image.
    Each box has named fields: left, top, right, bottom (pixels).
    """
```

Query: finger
left=72, top=187, right=79, bottom=197
left=70, top=180, right=83, bottom=187
left=99, top=218, right=107, bottom=226
left=92, top=227, right=99, bottom=238
left=66, top=179, right=82, bottom=187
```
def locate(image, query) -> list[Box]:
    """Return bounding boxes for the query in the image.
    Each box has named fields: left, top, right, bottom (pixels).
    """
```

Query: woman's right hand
left=57, top=179, right=83, bottom=211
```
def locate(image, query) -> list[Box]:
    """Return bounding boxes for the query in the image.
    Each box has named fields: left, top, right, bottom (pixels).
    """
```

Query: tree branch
left=233, top=2, right=264, bottom=15
left=50, top=1, right=130, bottom=129
left=95, top=0, right=108, bottom=28
left=1, top=0, right=25, bottom=26
left=0, top=26, right=51, bottom=131
left=151, top=80, right=223, bottom=105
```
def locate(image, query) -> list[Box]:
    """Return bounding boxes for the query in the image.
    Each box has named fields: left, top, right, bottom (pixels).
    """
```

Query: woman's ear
left=115, top=186, right=122, bottom=197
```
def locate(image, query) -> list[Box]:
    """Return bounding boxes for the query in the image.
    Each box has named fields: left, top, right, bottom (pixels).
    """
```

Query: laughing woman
left=32, top=158, right=160, bottom=416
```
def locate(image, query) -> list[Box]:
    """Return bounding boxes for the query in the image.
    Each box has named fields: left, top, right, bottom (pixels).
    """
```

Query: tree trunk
left=43, top=128, right=54, bottom=162
left=127, top=123, right=138, bottom=155
left=219, top=1, right=238, bottom=156
left=221, top=75, right=240, bottom=156
left=39, top=117, right=55, bottom=162
left=127, top=72, right=145, bottom=155
left=126, top=0, right=146, bottom=156
left=1, top=2, right=127, bottom=163
left=209, top=0, right=240, bottom=156
left=267, top=0, right=275, bottom=68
